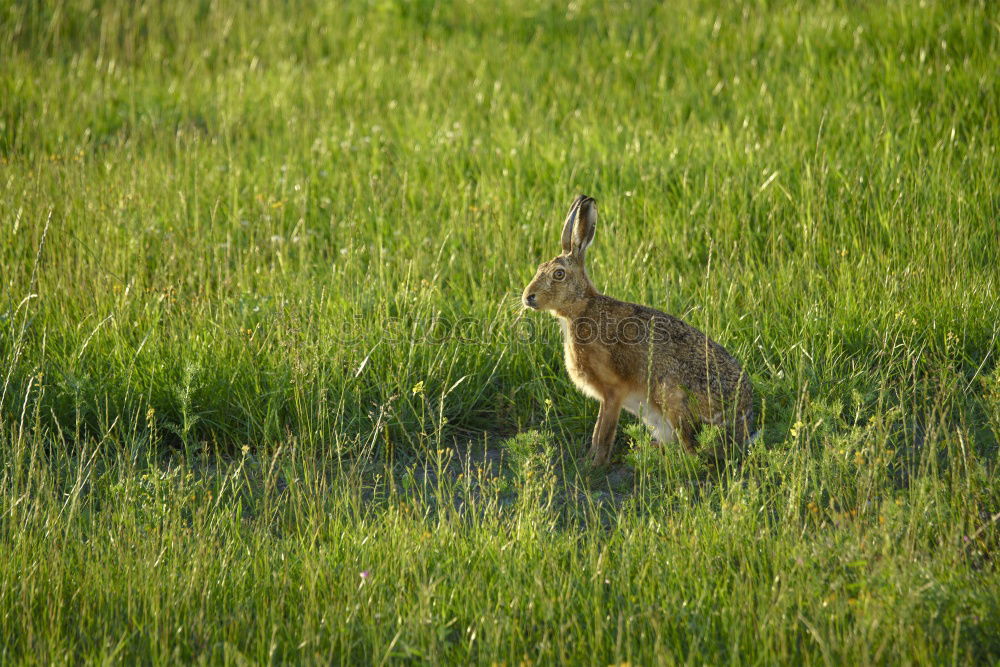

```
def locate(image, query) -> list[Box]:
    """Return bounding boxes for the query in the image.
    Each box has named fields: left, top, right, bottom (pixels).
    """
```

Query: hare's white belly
left=561, top=322, right=603, bottom=400
left=564, top=361, right=603, bottom=400
left=623, top=394, right=675, bottom=443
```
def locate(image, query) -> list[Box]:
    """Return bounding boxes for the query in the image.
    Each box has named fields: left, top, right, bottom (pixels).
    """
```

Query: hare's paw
left=583, top=445, right=611, bottom=468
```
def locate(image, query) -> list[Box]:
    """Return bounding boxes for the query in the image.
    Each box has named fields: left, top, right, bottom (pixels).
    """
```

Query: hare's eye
left=553, top=269, right=565, bottom=280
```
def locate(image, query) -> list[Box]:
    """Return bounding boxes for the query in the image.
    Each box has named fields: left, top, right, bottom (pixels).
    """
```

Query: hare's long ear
left=560, top=194, right=597, bottom=260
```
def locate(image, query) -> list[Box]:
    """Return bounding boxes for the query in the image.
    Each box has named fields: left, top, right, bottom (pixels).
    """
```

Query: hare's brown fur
left=523, top=195, right=754, bottom=466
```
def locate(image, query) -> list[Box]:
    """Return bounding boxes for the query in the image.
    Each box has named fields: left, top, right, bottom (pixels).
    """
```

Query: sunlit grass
left=1, top=0, right=999, bottom=662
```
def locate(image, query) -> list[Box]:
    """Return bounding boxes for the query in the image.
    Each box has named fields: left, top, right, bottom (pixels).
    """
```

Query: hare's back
left=639, top=307, right=748, bottom=399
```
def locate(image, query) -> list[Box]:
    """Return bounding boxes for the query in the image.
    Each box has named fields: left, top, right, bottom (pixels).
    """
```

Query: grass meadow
left=2, top=0, right=1000, bottom=662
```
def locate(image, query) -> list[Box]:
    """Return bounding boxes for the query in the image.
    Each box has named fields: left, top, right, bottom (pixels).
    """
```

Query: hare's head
left=523, top=195, right=598, bottom=317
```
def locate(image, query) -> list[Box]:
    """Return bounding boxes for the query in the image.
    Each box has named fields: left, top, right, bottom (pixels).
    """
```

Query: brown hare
left=523, top=195, right=755, bottom=466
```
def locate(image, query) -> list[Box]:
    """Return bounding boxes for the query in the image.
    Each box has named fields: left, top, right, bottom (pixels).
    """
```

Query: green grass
left=2, top=0, right=1000, bottom=662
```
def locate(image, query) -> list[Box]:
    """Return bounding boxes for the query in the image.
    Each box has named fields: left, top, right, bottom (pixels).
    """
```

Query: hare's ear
left=561, top=195, right=597, bottom=259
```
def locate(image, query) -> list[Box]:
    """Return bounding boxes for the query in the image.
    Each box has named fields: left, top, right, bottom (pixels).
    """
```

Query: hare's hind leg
left=660, top=389, right=699, bottom=455
left=586, top=396, right=623, bottom=467
left=660, top=403, right=698, bottom=454
left=709, top=411, right=758, bottom=463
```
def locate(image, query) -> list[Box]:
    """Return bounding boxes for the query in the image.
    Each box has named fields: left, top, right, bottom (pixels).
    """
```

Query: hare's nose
left=525, top=294, right=538, bottom=309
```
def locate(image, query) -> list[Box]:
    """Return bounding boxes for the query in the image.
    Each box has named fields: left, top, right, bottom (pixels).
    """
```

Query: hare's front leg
left=586, top=397, right=623, bottom=467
